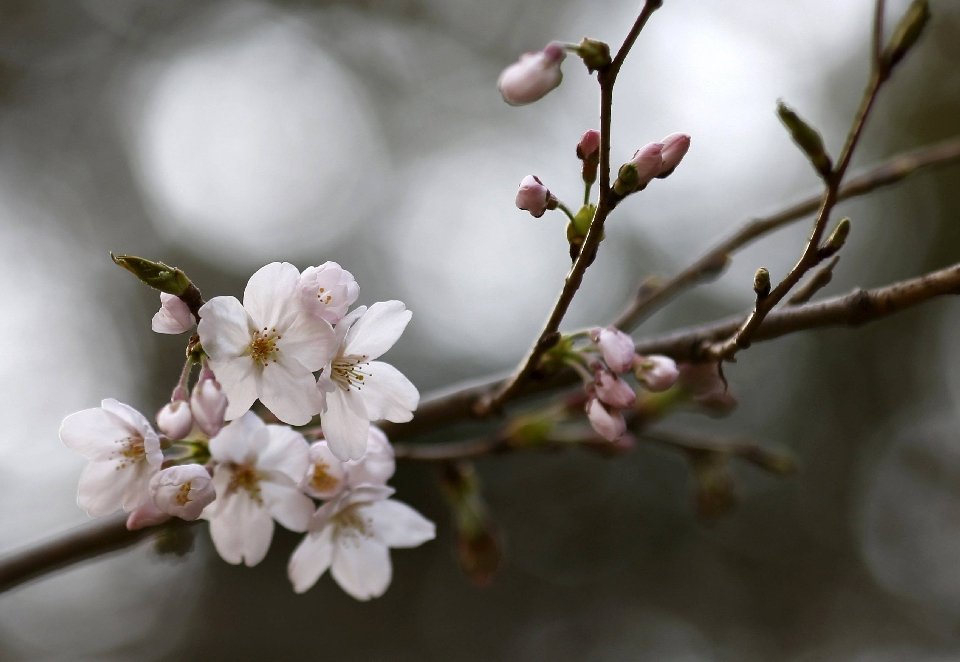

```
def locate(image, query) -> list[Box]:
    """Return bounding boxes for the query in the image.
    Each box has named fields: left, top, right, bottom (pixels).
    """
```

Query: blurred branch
left=476, top=0, right=663, bottom=416
left=612, top=135, right=960, bottom=329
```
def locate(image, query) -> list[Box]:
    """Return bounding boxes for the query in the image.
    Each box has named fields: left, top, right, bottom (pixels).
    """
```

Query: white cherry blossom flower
left=302, top=426, right=396, bottom=500
left=150, top=464, right=215, bottom=521
left=152, top=292, right=194, bottom=334
left=318, top=301, right=419, bottom=461
left=287, top=486, right=435, bottom=599
left=198, top=262, right=336, bottom=426
left=203, top=413, right=315, bottom=567
left=298, top=262, right=359, bottom=325
left=59, top=399, right=163, bottom=517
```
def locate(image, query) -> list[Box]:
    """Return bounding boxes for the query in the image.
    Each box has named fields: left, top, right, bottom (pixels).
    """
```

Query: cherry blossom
left=498, top=42, right=565, bottom=106
left=586, top=397, right=627, bottom=442
left=657, top=132, right=691, bottom=177
left=59, top=399, right=163, bottom=517
left=590, top=326, right=635, bottom=373
left=298, top=262, right=359, bottom=325
left=318, top=301, right=419, bottom=461
left=150, top=464, right=215, bottom=521
left=198, top=262, right=336, bottom=426
left=156, top=399, right=193, bottom=440
left=190, top=366, right=228, bottom=437
left=203, top=413, right=315, bottom=567
left=151, top=292, right=193, bottom=334
left=287, top=486, right=435, bottom=599
left=302, top=426, right=396, bottom=500
left=633, top=354, right=680, bottom=392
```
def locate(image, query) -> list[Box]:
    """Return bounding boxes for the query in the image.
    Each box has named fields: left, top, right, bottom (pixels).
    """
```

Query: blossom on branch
left=586, top=397, right=627, bottom=442
left=590, top=326, right=636, bottom=374
left=59, top=399, right=163, bottom=517
left=318, top=301, right=419, bottom=461
left=516, top=175, right=557, bottom=218
left=302, top=426, right=396, bottom=500
left=498, top=42, right=566, bottom=106
left=150, top=464, right=215, bottom=521
left=151, top=292, right=193, bottom=334
left=633, top=354, right=680, bottom=392
left=287, top=485, right=435, bottom=599
left=204, top=413, right=315, bottom=567
left=298, top=262, right=359, bottom=325
left=198, top=262, right=335, bottom=426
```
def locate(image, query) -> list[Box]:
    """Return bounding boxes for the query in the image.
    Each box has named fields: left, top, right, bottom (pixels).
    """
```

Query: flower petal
left=322, top=390, right=370, bottom=461
left=279, top=314, right=336, bottom=371
left=258, top=425, right=310, bottom=480
left=59, top=407, right=131, bottom=460
left=365, top=499, right=436, bottom=548
left=258, top=355, right=324, bottom=425
left=210, top=358, right=259, bottom=421
left=343, top=301, right=411, bottom=359
left=242, top=262, right=301, bottom=330
left=198, top=296, right=253, bottom=360
left=361, top=361, right=418, bottom=423
left=261, top=481, right=314, bottom=532
left=288, top=526, right=335, bottom=594
left=330, top=533, right=392, bottom=601
left=77, top=459, right=151, bottom=517
left=209, top=491, right=275, bottom=567
left=209, top=413, right=268, bottom=465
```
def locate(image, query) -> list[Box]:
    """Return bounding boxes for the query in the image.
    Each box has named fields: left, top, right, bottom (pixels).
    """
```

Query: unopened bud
left=516, top=175, right=558, bottom=218
left=498, top=42, right=566, bottom=106
left=191, top=369, right=228, bottom=436
left=614, top=142, right=664, bottom=196
left=111, top=253, right=192, bottom=296
left=152, top=292, right=194, bottom=334
left=150, top=464, right=215, bottom=521
left=593, top=368, right=637, bottom=409
left=156, top=399, right=194, bottom=440
left=776, top=100, right=832, bottom=178
left=753, top=267, right=771, bottom=299
left=633, top=354, right=679, bottom=392
left=577, top=129, right=601, bottom=184
left=820, top=218, right=850, bottom=257
left=576, top=37, right=611, bottom=73
left=883, top=0, right=930, bottom=73
left=586, top=397, right=627, bottom=442
left=590, top=326, right=635, bottom=373
left=656, top=132, right=691, bottom=178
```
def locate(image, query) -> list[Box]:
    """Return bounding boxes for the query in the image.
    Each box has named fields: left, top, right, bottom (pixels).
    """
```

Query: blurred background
left=0, top=0, right=959, bottom=659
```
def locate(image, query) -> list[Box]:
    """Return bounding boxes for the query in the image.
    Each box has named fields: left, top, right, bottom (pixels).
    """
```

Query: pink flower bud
left=586, top=397, right=626, bottom=442
left=576, top=129, right=601, bottom=161
left=498, top=42, right=566, bottom=106
left=628, top=142, right=665, bottom=189
left=516, top=175, right=556, bottom=218
left=157, top=399, right=194, bottom=440
left=151, top=292, right=193, bottom=335
left=589, top=326, right=635, bottom=373
left=298, top=262, right=359, bottom=325
left=191, top=370, right=228, bottom=436
left=633, top=354, right=680, bottom=392
left=657, top=133, right=690, bottom=177
left=126, top=499, right=170, bottom=531
left=302, top=440, right=348, bottom=500
left=594, top=368, right=637, bottom=409
left=150, top=464, right=215, bottom=521
left=346, top=426, right=396, bottom=487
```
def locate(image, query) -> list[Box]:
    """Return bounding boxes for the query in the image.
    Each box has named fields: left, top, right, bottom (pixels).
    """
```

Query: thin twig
left=612, top=135, right=960, bottom=330
left=475, top=0, right=663, bottom=416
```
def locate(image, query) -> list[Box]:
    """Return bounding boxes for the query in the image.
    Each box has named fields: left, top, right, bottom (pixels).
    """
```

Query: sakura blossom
left=287, top=485, right=435, bottom=599
left=497, top=42, right=565, bottom=106
left=590, top=326, right=636, bottom=373
left=198, top=262, right=336, bottom=426
left=302, top=426, right=396, bottom=500
left=516, top=175, right=556, bottom=218
left=633, top=354, right=680, bottom=392
left=298, top=261, right=359, bottom=325
left=151, top=292, right=194, bottom=334
left=190, top=365, right=228, bottom=437
left=593, top=368, right=637, bottom=409
left=59, top=399, right=163, bottom=517
left=626, top=142, right=665, bottom=190
left=156, top=398, right=193, bottom=440
left=204, top=413, right=315, bottom=567
left=586, top=397, right=627, bottom=442
left=150, top=464, right=215, bottom=521
left=318, top=301, right=419, bottom=461
left=657, top=132, right=691, bottom=177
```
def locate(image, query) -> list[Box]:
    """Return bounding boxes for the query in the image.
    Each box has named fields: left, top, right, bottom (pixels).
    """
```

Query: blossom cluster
left=60, top=261, right=433, bottom=599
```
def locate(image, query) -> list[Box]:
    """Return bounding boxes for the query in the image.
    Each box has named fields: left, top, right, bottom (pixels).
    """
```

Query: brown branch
left=475, top=0, right=663, bottom=417
left=612, top=135, right=960, bottom=330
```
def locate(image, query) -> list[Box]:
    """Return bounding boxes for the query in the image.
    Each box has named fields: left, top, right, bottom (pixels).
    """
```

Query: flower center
left=175, top=482, right=193, bottom=506
left=309, top=460, right=340, bottom=494
left=248, top=327, right=281, bottom=367
left=331, top=355, right=370, bottom=391
left=334, top=506, right=374, bottom=546
left=113, top=435, right=146, bottom=470
left=227, top=464, right=263, bottom=505
left=316, top=287, right=333, bottom=305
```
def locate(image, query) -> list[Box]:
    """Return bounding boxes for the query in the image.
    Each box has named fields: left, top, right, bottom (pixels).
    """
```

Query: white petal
left=261, top=481, right=314, bottom=532
left=259, top=425, right=310, bottom=480
left=197, top=296, right=253, bottom=359
left=288, top=526, right=335, bottom=594
left=208, top=413, right=268, bottom=465
left=345, top=427, right=395, bottom=487
left=322, top=390, right=371, bottom=461
left=343, top=301, right=411, bottom=360
left=152, top=293, right=193, bottom=334
left=209, top=491, right=274, bottom=567
left=77, top=459, right=151, bottom=517
left=365, top=499, right=436, bottom=548
left=242, top=262, right=301, bottom=330
left=303, top=441, right=348, bottom=499
left=209, top=357, right=259, bottom=421
left=361, top=362, right=419, bottom=423
left=278, top=314, right=336, bottom=372
left=258, top=355, right=324, bottom=426
left=59, top=407, right=131, bottom=460
left=330, top=534, right=392, bottom=601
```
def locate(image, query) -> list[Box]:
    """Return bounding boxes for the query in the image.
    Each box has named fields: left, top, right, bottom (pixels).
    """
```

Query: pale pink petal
left=278, top=314, right=336, bottom=371
left=77, top=460, right=150, bottom=517
left=343, top=301, right=411, bottom=360
left=360, top=362, right=419, bottom=423
left=258, top=425, right=310, bottom=480
left=303, top=441, right=348, bottom=499
left=288, top=526, right=335, bottom=594
left=197, top=296, right=253, bottom=359
left=126, top=499, right=171, bottom=530
left=345, top=427, right=395, bottom=487
left=330, top=533, right=392, bottom=601
left=209, top=358, right=259, bottom=421
left=322, top=390, right=371, bottom=461
left=59, top=407, right=131, bottom=460
left=258, top=355, right=324, bottom=425
left=209, top=492, right=274, bottom=567
left=365, top=499, right=436, bottom=548
left=152, top=293, right=194, bottom=334
left=261, top=481, right=314, bottom=532
left=242, top=262, right=301, bottom=330
left=209, top=413, right=268, bottom=465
